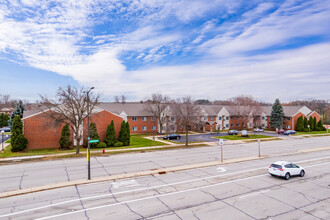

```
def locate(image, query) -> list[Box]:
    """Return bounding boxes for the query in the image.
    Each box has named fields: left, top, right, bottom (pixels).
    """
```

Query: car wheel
left=176, top=137, right=179, bottom=139
left=285, top=173, right=290, bottom=180
left=300, top=170, right=305, bottom=177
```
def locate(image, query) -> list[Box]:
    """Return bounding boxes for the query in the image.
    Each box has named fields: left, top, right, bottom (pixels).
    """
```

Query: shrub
left=97, top=141, right=106, bottom=148
left=114, top=141, right=123, bottom=147
left=59, top=124, right=72, bottom=149
left=105, top=120, right=116, bottom=147
left=118, top=121, right=127, bottom=145
left=89, top=122, right=99, bottom=148
left=0, top=113, right=9, bottom=127
left=11, top=134, right=28, bottom=152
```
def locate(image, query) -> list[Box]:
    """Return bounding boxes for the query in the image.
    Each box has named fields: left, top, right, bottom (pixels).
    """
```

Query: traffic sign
left=89, top=140, right=99, bottom=143
left=326, top=125, right=329, bottom=129
left=219, top=139, right=224, bottom=145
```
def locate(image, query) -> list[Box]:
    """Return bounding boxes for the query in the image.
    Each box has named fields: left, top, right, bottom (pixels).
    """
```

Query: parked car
left=240, top=130, right=248, bottom=137
left=0, top=127, right=10, bottom=132
left=269, top=161, right=305, bottom=180
left=253, top=128, right=264, bottom=132
left=228, top=130, right=239, bottom=135
left=284, top=130, right=296, bottom=135
left=278, top=129, right=285, bottom=134
left=163, top=134, right=181, bottom=140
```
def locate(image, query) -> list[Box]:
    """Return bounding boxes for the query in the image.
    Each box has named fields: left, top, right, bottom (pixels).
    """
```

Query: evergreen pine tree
left=309, top=117, right=313, bottom=131
left=118, top=121, right=126, bottom=145
left=105, top=120, right=116, bottom=146
left=89, top=122, right=99, bottom=148
left=0, top=113, right=9, bottom=127
left=59, top=124, right=72, bottom=149
left=125, top=121, right=130, bottom=146
left=303, top=117, right=308, bottom=132
left=313, top=117, right=317, bottom=131
left=9, top=100, right=25, bottom=127
left=317, top=119, right=326, bottom=131
left=270, top=99, right=284, bottom=130
left=11, top=115, right=28, bottom=152
left=296, top=116, right=304, bottom=131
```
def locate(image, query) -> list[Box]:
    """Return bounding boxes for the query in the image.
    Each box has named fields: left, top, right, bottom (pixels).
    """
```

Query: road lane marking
left=2, top=158, right=330, bottom=218
left=111, top=180, right=139, bottom=188
left=239, top=190, right=270, bottom=199
left=35, top=174, right=269, bottom=220
left=216, top=167, right=226, bottom=172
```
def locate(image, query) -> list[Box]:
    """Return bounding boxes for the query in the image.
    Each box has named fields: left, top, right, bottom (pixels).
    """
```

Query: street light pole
left=87, top=87, right=95, bottom=180
left=1, top=131, right=4, bottom=151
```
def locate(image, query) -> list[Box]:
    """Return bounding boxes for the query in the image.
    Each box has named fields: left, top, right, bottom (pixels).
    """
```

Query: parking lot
left=165, top=131, right=287, bottom=143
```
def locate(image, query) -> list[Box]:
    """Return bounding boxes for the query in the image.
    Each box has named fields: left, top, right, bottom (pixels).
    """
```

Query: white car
left=268, top=161, right=305, bottom=180
left=254, top=128, right=264, bottom=132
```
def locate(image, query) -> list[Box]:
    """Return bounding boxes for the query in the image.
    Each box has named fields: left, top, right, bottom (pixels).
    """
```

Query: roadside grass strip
left=214, top=134, right=273, bottom=141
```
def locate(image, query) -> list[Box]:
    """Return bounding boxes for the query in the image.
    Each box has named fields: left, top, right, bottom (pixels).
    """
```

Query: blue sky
left=0, top=0, right=329, bottom=102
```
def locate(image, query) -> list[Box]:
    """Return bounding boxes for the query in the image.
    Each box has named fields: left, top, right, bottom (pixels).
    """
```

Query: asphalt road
left=0, top=136, right=329, bottom=194
left=0, top=134, right=10, bottom=144
left=0, top=149, right=329, bottom=219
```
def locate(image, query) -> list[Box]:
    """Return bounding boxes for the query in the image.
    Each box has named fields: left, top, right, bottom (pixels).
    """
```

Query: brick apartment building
left=22, top=102, right=321, bottom=150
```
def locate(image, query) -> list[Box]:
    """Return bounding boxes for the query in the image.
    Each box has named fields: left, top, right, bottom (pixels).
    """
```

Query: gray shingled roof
left=199, top=105, right=223, bottom=116
left=98, top=102, right=153, bottom=116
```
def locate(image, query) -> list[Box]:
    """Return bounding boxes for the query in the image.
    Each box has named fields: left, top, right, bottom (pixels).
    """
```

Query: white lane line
left=216, top=167, right=227, bottom=173
left=111, top=180, right=140, bottom=188
left=2, top=156, right=330, bottom=218
left=35, top=174, right=268, bottom=220
left=239, top=190, right=270, bottom=199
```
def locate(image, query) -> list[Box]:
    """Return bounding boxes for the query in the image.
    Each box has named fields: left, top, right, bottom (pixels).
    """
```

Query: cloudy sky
left=0, top=0, right=329, bottom=102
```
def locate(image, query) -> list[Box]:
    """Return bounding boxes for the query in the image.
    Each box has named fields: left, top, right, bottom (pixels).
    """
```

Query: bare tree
left=143, top=94, right=170, bottom=136
left=229, top=95, right=262, bottom=129
left=114, top=96, right=120, bottom=103
left=121, top=95, right=126, bottom=103
left=114, top=95, right=127, bottom=103
left=171, top=96, right=201, bottom=146
left=40, top=85, right=101, bottom=154
left=0, top=94, right=19, bottom=109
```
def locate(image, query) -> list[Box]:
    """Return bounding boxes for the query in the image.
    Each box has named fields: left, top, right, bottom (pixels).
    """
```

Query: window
left=210, top=116, right=214, bottom=120
left=286, top=117, right=291, bottom=121
left=132, top=126, right=137, bottom=131
left=226, top=116, right=229, bottom=120
left=142, top=126, right=147, bottom=131
left=171, top=116, right=175, bottom=121
left=151, top=116, right=155, bottom=121
left=142, top=116, right=147, bottom=121
left=226, top=124, right=229, bottom=128
left=162, top=126, right=166, bottom=131
left=284, top=164, right=293, bottom=168
left=286, top=125, right=291, bottom=129
left=231, top=124, right=234, bottom=127
left=132, top=116, right=137, bottom=121
left=262, top=124, right=265, bottom=127
left=231, top=116, right=234, bottom=119
left=219, top=116, right=222, bottom=120
left=262, top=116, right=265, bottom=120
left=151, top=126, right=156, bottom=130
left=203, top=116, right=207, bottom=121
left=237, top=123, right=239, bottom=127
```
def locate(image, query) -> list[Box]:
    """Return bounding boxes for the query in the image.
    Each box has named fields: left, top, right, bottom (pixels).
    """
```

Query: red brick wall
left=128, top=116, right=158, bottom=134
left=23, top=111, right=64, bottom=150
left=24, top=110, right=123, bottom=150
left=83, top=110, right=123, bottom=144
left=308, top=112, right=321, bottom=122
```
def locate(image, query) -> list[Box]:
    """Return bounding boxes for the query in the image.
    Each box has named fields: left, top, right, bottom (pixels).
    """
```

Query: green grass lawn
left=296, top=130, right=329, bottom=135
left=0, top=135, right=167, bottom=158
left=214, top=134, right=273, bottom=140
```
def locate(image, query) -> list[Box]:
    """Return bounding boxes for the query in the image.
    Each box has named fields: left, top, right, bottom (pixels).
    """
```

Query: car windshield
left=271, top=164, right=282, bottom=169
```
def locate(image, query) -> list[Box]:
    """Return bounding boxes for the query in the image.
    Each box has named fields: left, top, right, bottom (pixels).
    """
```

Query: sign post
left=219, top=139, right=224, bottom=162
left=258, top=139, right=261, bottom=157
left=326, top=125, right=329, bottom=134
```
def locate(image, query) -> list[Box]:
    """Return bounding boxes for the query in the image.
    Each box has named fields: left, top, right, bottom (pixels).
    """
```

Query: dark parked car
left=0, top=127, right=10, bottom=132
left=228, top=130, right=239, bottom=135
left=278, top=129, right=285, bottom=134
left=284, top=130, right=296, bottom=135
left=163, top=134, right=181, bottom=140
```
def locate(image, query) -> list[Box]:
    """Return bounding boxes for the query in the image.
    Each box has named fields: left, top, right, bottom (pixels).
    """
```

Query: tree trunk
left=76, top=144, right=80, bottom=154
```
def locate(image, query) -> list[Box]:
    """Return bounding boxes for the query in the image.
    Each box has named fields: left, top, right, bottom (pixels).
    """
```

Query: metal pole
left=87, top=91, right=90, bottom=180
left=87, top=87, right=94, bottom=180
left=1, top=132, right=3, bottom=151
left=258, top=139, right=261, bottom=157
left=221, top=143, right=223, bottom=163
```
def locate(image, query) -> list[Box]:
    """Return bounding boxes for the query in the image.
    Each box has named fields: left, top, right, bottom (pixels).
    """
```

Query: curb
left=0, top=156, right=261, bottom=198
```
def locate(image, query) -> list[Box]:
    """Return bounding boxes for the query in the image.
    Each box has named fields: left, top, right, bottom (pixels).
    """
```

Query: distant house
left=0, top=107, right=14, bottom=116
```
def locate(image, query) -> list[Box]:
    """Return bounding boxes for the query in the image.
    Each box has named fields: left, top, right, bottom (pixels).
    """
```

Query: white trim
left=307, top=111, right=321, bottom=118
